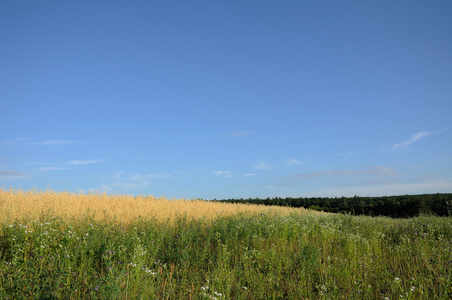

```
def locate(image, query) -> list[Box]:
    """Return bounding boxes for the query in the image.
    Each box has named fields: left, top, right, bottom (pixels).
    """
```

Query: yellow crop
left=0, top=188, right=325, bottom=225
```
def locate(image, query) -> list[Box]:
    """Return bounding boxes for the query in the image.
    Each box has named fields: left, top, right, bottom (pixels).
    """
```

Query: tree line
left=214, top=193, right=452, bottom=218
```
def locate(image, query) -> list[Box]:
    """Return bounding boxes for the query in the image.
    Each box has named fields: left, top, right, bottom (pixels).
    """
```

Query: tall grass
left=1, top=189, right=451, bottom=299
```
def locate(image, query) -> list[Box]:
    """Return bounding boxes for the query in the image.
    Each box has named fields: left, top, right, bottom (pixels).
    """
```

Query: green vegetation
left=1, top=212, right=451, bottom=299
left=217, top=193, right=452, bottom=218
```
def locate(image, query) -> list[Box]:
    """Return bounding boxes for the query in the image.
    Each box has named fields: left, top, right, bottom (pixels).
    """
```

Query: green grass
left=1, top=213, right=451, bottom=299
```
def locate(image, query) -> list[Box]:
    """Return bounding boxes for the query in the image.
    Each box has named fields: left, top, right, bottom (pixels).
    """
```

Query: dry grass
left=0, top=188, right=324, bottom=225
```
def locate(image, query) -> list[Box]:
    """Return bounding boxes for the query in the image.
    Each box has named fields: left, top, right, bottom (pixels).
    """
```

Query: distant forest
left=215, top=194, right=452, bottom=218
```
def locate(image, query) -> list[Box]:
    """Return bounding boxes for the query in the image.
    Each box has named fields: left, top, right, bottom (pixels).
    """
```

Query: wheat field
left=0, top=188, right=322, bottom=225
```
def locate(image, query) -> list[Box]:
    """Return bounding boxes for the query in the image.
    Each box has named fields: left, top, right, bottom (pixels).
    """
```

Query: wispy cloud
left=254, top=159, right=270, bottom=170
left=33, top=139, right=80, bottom=146
left=37, top=167, right=66, bottom=171
left=291, top=170, right=357, bottom=178
left=391, top=131, right=431, bottom=150
left=290, top=166, right=399, bottom=178
left=129, top=173, right=173, bottom=185
left=286, top=158, right=304, bottom=166
left=304, top=180, right=452, bottom=198
left=0, top=137, right=27, bottom=146
left=337, top=151, right=357, bottom=157
left=86, top=171, right=174, bottom=193
left=213, top=170, right=233, bottom=178
left=226, top=131, right=253, bottom=137
left=68, top=159, right=104, bottom=165
left=0, top=170, right=30, bottom=178
left=109, top=183, right=140, bottom=190
left=367, top=166, right=398, bottom=176
left=243, top=173, right=256, bottom=177
left=1, top=138, right=81, bottom=146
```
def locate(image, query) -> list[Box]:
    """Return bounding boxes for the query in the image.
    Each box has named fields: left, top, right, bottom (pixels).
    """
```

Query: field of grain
left=0, top=188, right=321, bottom=226
left=1, top=189, right=451, bottom=299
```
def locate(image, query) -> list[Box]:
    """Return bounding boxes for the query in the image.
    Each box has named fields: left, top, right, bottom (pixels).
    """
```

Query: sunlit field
left=1, top=189, right=451, bottom=299
left=0, top=189, right=321, bottom=225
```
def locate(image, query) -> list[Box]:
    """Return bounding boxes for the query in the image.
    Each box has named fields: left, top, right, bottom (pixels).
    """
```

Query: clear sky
left=1, top=1, right=451, bottom=199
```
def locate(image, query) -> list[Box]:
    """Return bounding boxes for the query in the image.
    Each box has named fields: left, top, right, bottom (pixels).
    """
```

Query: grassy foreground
left=1, top=190, right=451, bottom=299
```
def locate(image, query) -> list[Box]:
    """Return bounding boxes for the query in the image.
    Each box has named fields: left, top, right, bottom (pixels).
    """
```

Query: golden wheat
left=0, top=188, right=325, bottom=225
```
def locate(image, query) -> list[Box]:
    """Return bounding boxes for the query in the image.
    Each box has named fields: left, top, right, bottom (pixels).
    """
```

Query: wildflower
left=145, top=269, right=157, bottom=275
left=394, top=277, right=400, bottom=282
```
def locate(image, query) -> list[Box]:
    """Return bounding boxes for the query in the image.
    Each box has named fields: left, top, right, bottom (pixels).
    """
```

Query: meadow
left=1, top=189, right=451, bottom=299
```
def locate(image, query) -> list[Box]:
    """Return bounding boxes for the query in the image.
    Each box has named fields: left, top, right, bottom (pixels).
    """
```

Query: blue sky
left=1, top=1, right=451, bottom=199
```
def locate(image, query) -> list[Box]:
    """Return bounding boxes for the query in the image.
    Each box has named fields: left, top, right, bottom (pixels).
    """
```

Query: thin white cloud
left=129, top=173, right=173, bottom=180
left=86, top=171, right=174, bottom=194
left=305, top=180, right=452, bottom=198
left=226, top=131, right=253, bottom=137
left=0, top=138, right=27, bottom=146
left=391, top=131, right=431, bottom=150
left=290, top=166, right=399, bottom=178
left=1, top=138, right=81, bottom=146
left=0, top=170, right=30, bottom=178
left=254, top=159, right=270, bottom=170
left=110, top=182, right=140, bottom=190
left=292, top=170, right=357, bottom=178
left=338, top=151, right=357, bottom=157
left=286, top=159, right=304, bottom=166
left=129, top=173, right=173, bottom=185
left=213, top=171, right=233, bottom=178
left=367, top=166, right=398, bottom=176
left=33, top=139, right=80, bottom=146
left=243, top=173, right=256, bottom=177
left=37, top=167, right=66, bottom=171
left=68, top=159, right=104, bottom=165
